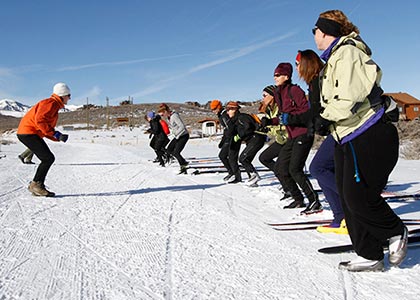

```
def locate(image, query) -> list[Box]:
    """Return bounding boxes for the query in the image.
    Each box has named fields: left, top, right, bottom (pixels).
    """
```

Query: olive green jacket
left=258, top=104, right=288, bottom=145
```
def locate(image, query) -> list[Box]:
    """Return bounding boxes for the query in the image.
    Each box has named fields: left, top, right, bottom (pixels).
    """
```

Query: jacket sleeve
left=237, top=114, right=255, bottom=140
left=321, top=46, right=378, bottom=122
left=288, top=79, right=320, bottom=128
left=169, top=112, right=187, bottom=138
left=150, top=119, right=161, bottom=135
left=34, top=100, right=59, bottom=138
left=160, top=119, right=170, bottom=135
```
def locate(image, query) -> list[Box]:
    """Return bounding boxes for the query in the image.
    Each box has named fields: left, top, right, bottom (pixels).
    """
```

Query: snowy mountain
left=0, top=99, right=30, bottom=117
left=0, top=99, right=83, bottom=118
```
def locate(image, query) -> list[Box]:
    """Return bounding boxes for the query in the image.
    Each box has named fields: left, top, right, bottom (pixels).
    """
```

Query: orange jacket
left=17, top=94, right=65, bottom=140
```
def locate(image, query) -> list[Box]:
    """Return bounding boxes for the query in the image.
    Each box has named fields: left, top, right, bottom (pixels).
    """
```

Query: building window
left=414, top=107, right=419, bottom=112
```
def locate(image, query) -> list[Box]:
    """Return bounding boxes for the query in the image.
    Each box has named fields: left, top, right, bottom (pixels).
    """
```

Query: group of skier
left=148, top=9, right=408, bottom=272
left=17, top=9, right=409, bottom=272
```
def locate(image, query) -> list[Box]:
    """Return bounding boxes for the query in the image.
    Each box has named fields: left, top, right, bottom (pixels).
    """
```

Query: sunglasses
left=312, top=27, right=318, bottom=35
left=274, top=74, right=281, bottom=77
left=295, top=62, right=300, bottom=67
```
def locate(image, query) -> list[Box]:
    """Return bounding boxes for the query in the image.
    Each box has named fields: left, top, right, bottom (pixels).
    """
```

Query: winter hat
left=53, top=82, right=71, bottom=97
left=274, top=63, right=293, bottom=78
left=147, top=111, right=155, bottom=119
left=226, top=101, right=240, bottom=110
left=210, top=99, right=222, bottom=110
left=263, top=85, right=276, bottom=96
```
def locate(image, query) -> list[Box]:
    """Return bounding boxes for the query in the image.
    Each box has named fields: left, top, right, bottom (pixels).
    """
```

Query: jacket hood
left=333, top=32, right=372, bottom=57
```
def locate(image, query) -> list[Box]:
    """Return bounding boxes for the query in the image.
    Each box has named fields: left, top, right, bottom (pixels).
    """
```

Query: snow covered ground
left=1, top=127, right=420, bottom=300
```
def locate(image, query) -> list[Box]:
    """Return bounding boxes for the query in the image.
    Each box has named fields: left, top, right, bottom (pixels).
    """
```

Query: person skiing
left=226, top=101, right=265, bottom=185
left=210, top=100, right=236, bottom=181
left=288, top=49, right=346, bottom=231
left=261, top=63, right=320, bottom=211
left=18, top=148, right=35, bottom=164
left=145, top=111, right=169, bottom=167
left=258, top=85, right=291, bottom=199
left=16, top=82, right=71, bottom=197
left=312, top=9, right=407, bottom=271
left=158, top=103, right=190, bottom=174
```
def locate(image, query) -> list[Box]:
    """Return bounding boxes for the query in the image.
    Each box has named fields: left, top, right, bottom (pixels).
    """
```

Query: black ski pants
left=228, top=140, right=242, bottom=180
left=218, top=140, right=233, bottom=175
left=259, top=141, right=283, bottom=174
left=275, top=134, right=317, bottom=203
left=335, top=120, right=404, bottom=260
left=170, top=133, right=189, bottom=166
left=17, top=134, right=55, bottom=184
left=239, top=134, right=266, bottom=175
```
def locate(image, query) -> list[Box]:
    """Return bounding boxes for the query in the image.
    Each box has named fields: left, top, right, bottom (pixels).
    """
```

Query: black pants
left=169, top=133, right=189, bottom=166
left=275, top=134, right=317, bottom=202
left=218, top=141, right=233, bottom=175
left=229, top=141, right=242, bottom=179
left=17, top=134, right=55, bottom=183
left=259, top=141, right=283, bottom=175
left=239, top=134, right=266, bottom=175
left=335, top=121, right=404, bottom=260
left=151, top=135, right=169, bottom=165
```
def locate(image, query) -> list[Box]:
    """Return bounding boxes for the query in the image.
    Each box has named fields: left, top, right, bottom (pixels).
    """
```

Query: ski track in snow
left=0, top=129, right=420, bottom=299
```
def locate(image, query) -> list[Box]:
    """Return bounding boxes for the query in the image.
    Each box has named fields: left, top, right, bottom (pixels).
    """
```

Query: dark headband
left=315, top=17, right=342, bottom=37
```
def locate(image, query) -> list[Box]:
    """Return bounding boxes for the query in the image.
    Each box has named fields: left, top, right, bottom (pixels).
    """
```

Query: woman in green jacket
left=313, top=9, right=407, bottom=272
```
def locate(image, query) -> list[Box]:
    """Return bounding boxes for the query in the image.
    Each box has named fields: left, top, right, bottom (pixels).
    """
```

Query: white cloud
left=131, top=32, right=296, bottom=98
left=57, top=54, right=192, bottom=72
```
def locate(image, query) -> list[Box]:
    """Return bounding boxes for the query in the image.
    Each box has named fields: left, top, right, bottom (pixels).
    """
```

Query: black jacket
left=287, top=77, right=322, bottom=137
left=231, top=112, right=257, bottom=142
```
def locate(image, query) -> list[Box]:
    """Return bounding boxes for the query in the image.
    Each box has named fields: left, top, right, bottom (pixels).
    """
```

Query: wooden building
left=384, top=92, right=420, bottom=121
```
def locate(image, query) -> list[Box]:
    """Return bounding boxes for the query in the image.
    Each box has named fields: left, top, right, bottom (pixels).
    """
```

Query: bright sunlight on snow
left=1, top=127, right=420, bottom=299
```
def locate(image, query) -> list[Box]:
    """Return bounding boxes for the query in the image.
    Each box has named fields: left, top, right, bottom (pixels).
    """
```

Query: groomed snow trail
left=1, top=129, right=419, bottom=299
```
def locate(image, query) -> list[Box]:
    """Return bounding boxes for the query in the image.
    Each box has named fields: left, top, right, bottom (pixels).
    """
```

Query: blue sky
left=1, top=0, right=419, bottom=106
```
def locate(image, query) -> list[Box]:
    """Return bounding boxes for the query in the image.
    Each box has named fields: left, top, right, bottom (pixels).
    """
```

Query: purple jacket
left=273, top=83, right=309, bottom=139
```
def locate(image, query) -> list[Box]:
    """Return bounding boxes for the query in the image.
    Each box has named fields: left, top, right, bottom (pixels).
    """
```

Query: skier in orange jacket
left=17, top=82, right=71, bottom=197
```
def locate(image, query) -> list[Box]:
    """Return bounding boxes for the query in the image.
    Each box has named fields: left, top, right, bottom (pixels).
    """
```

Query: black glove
left=314, top=116, right=333, bottom=136
left=257, top=125, right=269, bottom=133
left=260, top=117, right=272, bottom=128
left=53, top=131, right=69, bottom=143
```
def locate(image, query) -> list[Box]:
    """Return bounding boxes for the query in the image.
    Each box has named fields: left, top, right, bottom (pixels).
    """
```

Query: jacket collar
left=51, top=94, right=65, bottom=109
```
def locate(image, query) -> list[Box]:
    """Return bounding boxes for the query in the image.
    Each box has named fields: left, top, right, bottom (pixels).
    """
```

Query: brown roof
left=384, top=92, right=420, bottom=105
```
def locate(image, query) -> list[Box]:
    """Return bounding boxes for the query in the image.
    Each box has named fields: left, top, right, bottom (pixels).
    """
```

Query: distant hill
left=0, top=99, right=30, bottom=117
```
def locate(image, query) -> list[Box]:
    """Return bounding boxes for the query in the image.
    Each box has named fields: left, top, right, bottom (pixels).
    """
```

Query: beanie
left=263, top=85, right=276, bottom=96
left=210, top=100, right=222, bottom=110
left=226, top=101, right=240, bottom=110
left=274, top=63, right=293, bottom=78
left=147, top=111, right=156, bottom=119
left=53, top=82, right=71, bottom=97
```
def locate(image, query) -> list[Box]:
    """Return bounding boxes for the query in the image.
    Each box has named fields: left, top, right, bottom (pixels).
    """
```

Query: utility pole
left=86, top=97, right=90, bottom=131
left=129, top=96, right=134, bottom=130
left=106, top=97, right=110, bottom=130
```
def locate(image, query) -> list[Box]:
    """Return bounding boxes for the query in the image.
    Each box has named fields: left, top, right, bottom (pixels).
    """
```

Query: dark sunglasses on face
left=312, top=27, right=317, bottom=35
left=274, top=74, right=281, bottom=77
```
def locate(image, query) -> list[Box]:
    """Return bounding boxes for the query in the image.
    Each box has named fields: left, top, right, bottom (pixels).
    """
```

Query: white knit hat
left=53, top=82, right=71, bottom=97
